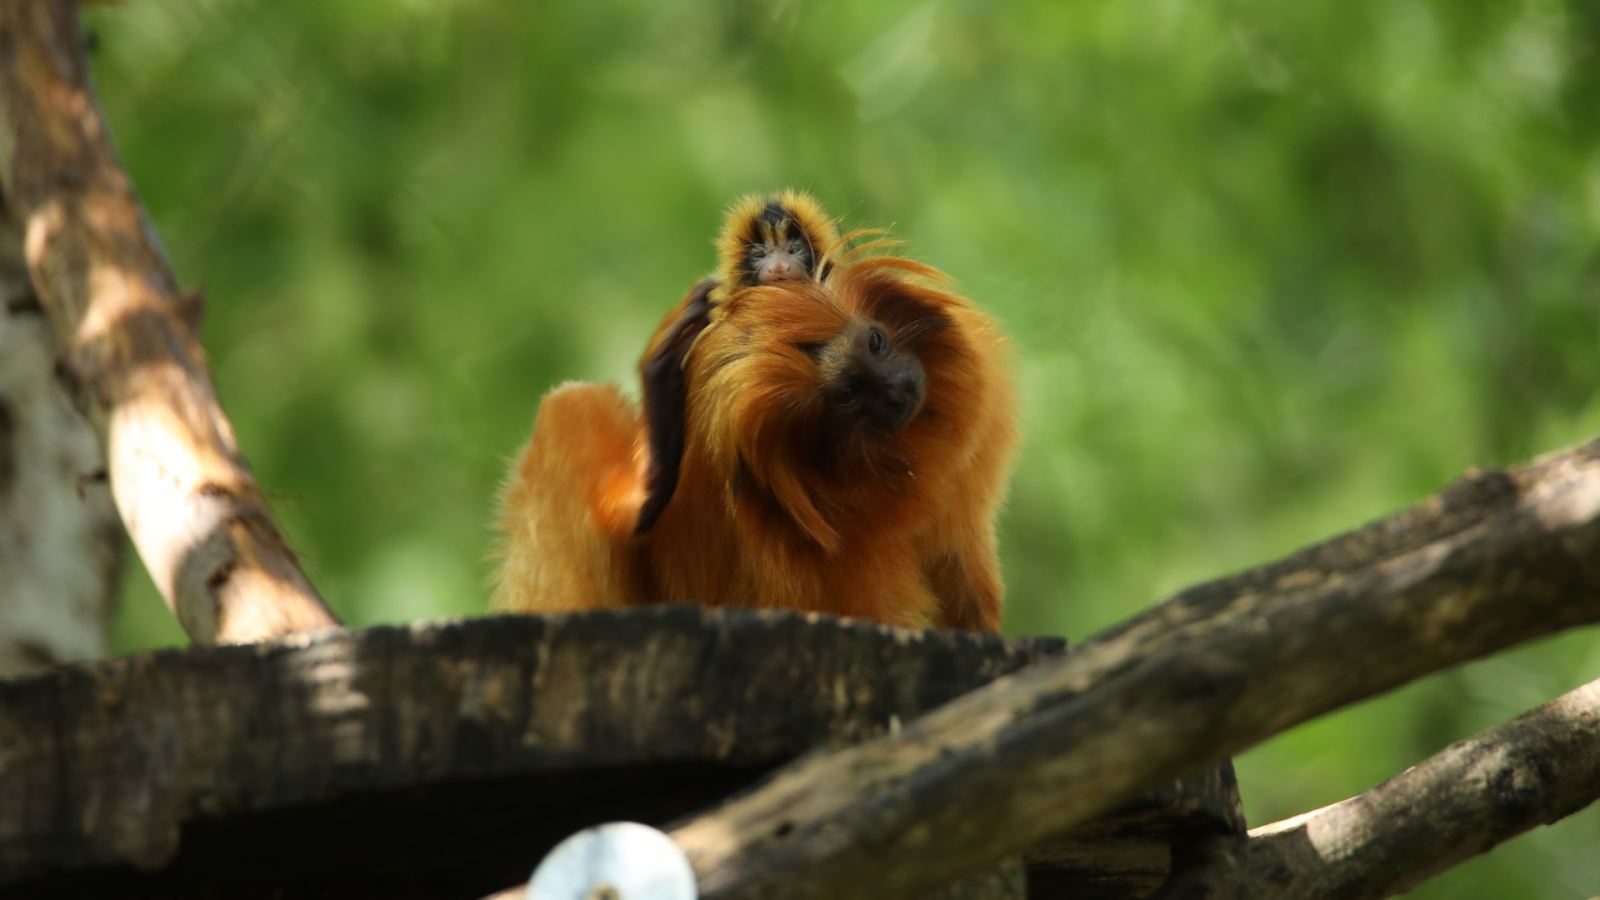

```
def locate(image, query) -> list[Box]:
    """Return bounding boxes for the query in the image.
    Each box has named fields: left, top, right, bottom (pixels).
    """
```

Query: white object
left=527, top=822, right=697, bottom=900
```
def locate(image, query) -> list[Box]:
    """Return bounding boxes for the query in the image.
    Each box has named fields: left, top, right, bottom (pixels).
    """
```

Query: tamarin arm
left=637, top=278, right=715, bottom=533
left=639, top=277, right=716, bottom=375
left=926, top=534, right=1004, bottom=633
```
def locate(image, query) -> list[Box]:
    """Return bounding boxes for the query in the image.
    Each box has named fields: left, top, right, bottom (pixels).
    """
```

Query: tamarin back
left=492, top=196, right=1017, bottom=631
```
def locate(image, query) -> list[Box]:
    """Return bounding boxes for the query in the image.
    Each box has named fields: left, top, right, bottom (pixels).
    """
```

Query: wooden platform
left=0, top=607, right=1241, bottom=898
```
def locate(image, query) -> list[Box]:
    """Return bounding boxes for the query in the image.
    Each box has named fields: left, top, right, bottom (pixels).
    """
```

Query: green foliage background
left=90, top=2, right=1600, bottom=895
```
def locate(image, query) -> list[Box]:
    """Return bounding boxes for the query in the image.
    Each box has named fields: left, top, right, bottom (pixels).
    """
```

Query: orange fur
left=491, top=382, right=651, bottom=613
left=492, top=208, right=1017, bottom=632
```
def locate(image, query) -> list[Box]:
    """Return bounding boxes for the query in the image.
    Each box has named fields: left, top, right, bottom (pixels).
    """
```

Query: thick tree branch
left=666, top=439, right=1600, bottom=900
left=0, top=2, right=337, bottom=642
left=1157, top=677, right=1600, bottom=899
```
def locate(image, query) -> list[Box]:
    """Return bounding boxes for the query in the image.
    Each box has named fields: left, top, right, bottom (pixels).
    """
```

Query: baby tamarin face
left=717, top=190, right=842, bottom=290
left=741, top=203, right=821, bottom=284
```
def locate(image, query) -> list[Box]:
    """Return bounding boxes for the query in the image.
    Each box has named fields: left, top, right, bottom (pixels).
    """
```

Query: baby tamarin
left=492, top=192, right=1017, bottom=631
left=717, top=189, right=842, bottom=288
left=632, top=190, right=844, bottom=531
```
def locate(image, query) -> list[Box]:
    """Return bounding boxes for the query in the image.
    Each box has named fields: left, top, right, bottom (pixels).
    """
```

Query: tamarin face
left=716, top=190, right=842, bottom=290
left=688, top=256, right=986, bottom=551
left=803, top=319, right=926, bottom=433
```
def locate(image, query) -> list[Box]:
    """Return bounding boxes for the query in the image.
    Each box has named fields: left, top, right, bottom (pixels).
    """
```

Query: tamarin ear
left=636, top=278, right=716, bottom=534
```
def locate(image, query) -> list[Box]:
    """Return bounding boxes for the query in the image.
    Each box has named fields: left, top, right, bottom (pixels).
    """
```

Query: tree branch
left=666, top=438, right=1600, bottom=900
left=0, top=1, right=338, bottom=642
left=1157, top=677, right=1600, bottom=899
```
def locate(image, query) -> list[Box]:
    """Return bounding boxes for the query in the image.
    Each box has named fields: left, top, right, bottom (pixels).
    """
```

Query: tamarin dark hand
left=492, top=193, right=1018, bottom=631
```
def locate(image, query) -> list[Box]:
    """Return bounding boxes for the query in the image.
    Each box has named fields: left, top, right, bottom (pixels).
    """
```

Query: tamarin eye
left=834, top=384, right=859, bottom=408
left=867, top=326, right=888, bottom=357
left=786, top=239, right=807, bottom=255
left=795, top=341, right=826, bottom=360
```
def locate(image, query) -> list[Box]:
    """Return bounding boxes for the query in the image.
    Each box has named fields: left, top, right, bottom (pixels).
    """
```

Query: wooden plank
left=3, top=607, right=1180, bottom=898
left=0, top=0, right=337, bottom=644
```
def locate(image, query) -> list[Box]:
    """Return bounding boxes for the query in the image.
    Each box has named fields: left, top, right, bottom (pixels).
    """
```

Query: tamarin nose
left=872, top=369, right=925, bottom=431
left=888, top=373, right=922, bottom=408
left=761, top=256, right=802, bottom=282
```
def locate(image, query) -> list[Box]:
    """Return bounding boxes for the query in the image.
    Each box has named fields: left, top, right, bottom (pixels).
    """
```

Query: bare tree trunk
left=0, top=205, right=120, bottom=676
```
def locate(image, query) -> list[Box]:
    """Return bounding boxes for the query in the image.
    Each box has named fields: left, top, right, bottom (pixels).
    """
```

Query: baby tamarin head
left=685, top=252, right=1000, bottom=553
left=716, top=190, right=842, bottom=289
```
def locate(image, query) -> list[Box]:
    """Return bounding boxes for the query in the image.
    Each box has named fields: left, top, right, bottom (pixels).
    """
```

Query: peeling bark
left=0, top=201, right=120, bottom=676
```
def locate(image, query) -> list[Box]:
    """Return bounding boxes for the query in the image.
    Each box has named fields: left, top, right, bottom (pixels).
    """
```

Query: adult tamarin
left=492, top=193, right=1017, bottom=631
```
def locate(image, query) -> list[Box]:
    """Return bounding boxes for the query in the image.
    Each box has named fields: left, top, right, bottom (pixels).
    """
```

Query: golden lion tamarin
left=492, top=193, right=1017, bottom=631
